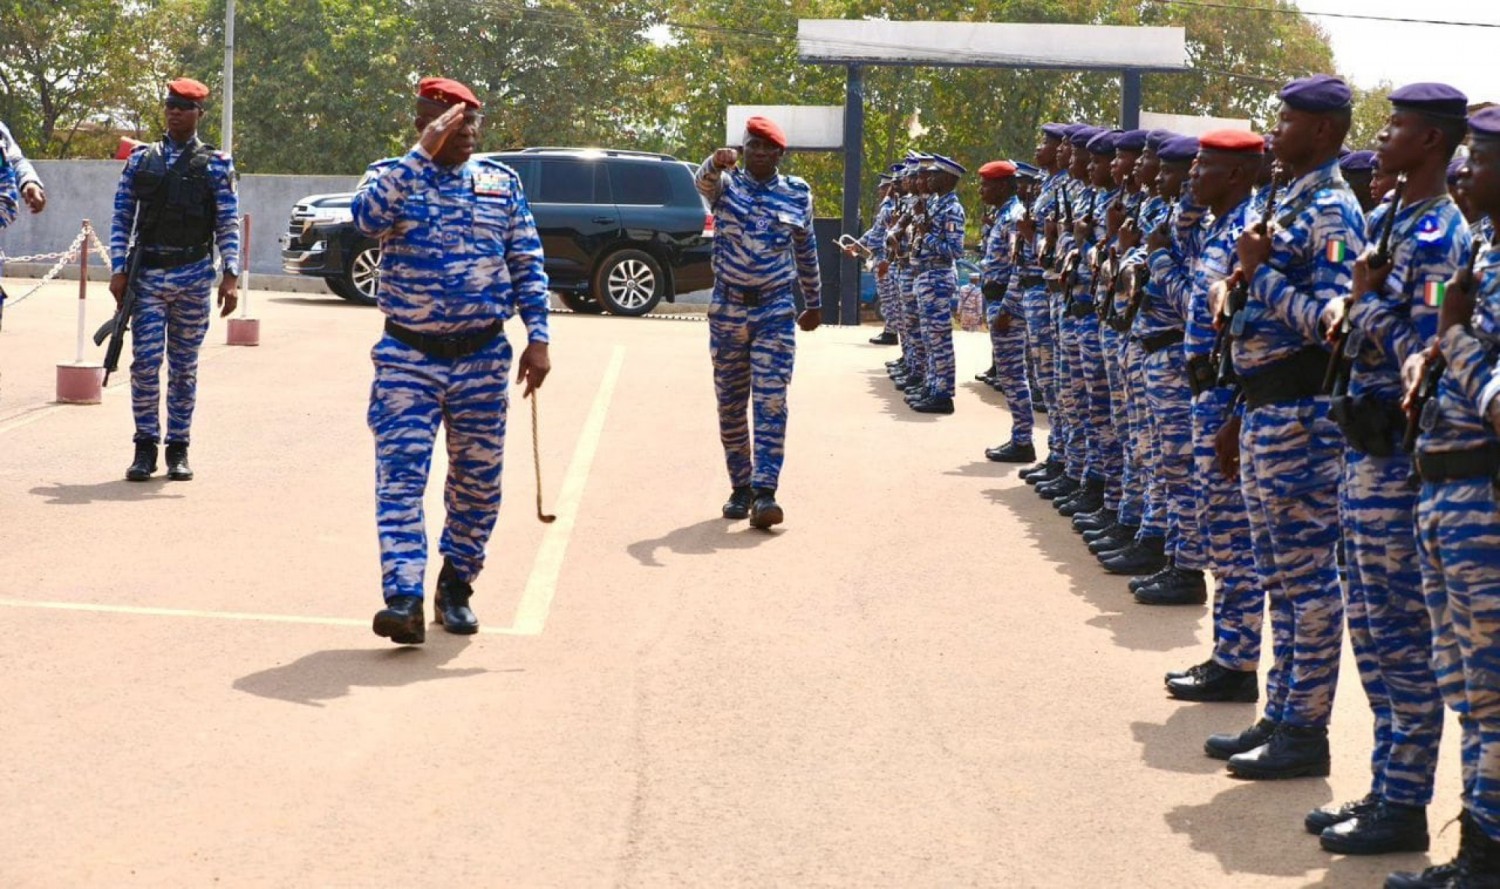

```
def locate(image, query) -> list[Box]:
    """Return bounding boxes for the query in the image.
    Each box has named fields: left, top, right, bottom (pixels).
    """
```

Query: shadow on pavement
left=945, top=458, right=1025, bottom=479
left=862, top=371, right=942, bottom=424
left=233, top=633, right=489, bottom=707
left=30, top=478, right=183, bottom=505
left=986, top=483, right=1201, bottom=653
left=627, top=517, right=783, bottom=568
left=1131, top=704, right=1262, bottom=776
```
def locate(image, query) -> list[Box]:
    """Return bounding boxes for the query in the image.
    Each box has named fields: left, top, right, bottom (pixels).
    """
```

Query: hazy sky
left=1290, top=0, right=1500, bottom=103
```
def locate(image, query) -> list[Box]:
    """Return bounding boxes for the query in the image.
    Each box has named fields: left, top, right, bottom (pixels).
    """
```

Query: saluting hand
left=418, top=104, right=468, bottom=158
left=517, top=342, right=551, bottom=398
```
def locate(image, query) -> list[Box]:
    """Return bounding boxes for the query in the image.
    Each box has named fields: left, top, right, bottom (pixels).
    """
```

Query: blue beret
left=1447, top=157, right=1466, bottom=184
left=930, top=154, right=966, bottom=177
left=1390, top=82, right=1469, bottom=119
left=1338, top=149, right=1376, bottom=172
left=1145, top=129, right=1177, bottom=151
left=1086, top=130, right=1119, bottom=155
left=1279, top=74, right=1352, bottom=113
left=1041, top=122, right=1068, bottom=140
left=1014, top=161, right=1042, bottom=180
left=1471, top=106, right=1500, bottom=141
left=1158, top=135, right=1200, bottom=163
left=877, top=172, right=894, bottom=185
left=1069, top=125, right=1104, bottom=147
left=1115, top=129, right=1148, bottom=152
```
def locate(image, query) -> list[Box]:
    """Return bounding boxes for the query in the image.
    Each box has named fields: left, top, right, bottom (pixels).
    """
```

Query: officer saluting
left=697, top=116, right=821, bottom=529
left=352, top=77, right=551, bottom=645
left=110, top=78, right=240, bottom=482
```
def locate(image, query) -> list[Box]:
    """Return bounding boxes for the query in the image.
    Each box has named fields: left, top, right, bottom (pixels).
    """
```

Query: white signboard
left=726, top=105, right=845, bottom=150
left=1140, top=111, right=1254, bottom=137
left=798, top=20, right=1188, bottom=71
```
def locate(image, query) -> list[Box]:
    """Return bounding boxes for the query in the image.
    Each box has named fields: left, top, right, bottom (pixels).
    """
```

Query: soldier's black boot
left=1205, top=718, right=1278, bottom=760
left=870, top=330, right=898, bottom=345
left=1456, top=820, right=1500, bottom=889
left=372, top=595, right=425, bottom=645
left=125, top=441, right=157, bottom=482
left=985, top=441, right=1036, bottom=463
left=1087, top=524, right=1138, bottom=554
left=164, top=442, right=193, bottom=481
left=1130, top=563, right=1176, bottom=592
left=1321, top=800, right=1429, bottom=855
left=911, top=394, right=955, bottom=414
left=1165, top=657, right=1213, bottom=685
left=1037, top=475, right=1079, bottom=500
left=1135, top=566, right=1208, bottom=606
left=1385, top=809, right=1471, bottom=888
left=1227, top=723, right=1330, bottom=779
left=749, top=488, right=783, bottom=529
left=1072, top=507, right=1116, bottom=533
left=1057, top=478, right=1104, bottom=516
left=722, top=486, right=754, bottom=520
left=1100, top=535, right=1168, bottom=575
left=1166, top=661, right=1257, bottom=702
left=1023, top=460, right=1063, bottom=485
left=434, top=558, right=479, bottom=635
left=1306, top=794, right=1380, bottom=835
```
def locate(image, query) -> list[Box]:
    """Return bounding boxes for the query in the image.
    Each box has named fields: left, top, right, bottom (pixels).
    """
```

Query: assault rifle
left=1403, top=250, right=1478, bottom=452
left=93, top=200, right=147, bottom=385
left=1210, top=168, right=1282, bottom=387
left=1323, top=173, right=1408, bottom=395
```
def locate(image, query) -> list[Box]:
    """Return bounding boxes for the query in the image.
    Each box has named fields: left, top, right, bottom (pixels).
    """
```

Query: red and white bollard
left=56, top=220, right=104, bottom=404
left=226, top=213, right=260, bottom=346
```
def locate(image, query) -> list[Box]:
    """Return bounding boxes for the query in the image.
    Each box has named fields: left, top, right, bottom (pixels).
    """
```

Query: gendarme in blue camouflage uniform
left=352, top=77, right=550, bottom=645
left=697, top=115, right=821, bottom=530
left=111, top=78, right=239, bottom=484
left=977, top=160, right=1033, bottom=460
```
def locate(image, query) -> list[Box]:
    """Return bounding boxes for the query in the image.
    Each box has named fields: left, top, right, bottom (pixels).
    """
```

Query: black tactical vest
left=132, top=139, right=217, bottom=249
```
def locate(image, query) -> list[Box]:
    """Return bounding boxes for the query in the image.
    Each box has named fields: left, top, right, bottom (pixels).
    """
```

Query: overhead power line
left=1151, top=0, right=1500, bottom=28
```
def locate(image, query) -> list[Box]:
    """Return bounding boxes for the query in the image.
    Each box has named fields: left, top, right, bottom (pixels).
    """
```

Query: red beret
left=978, top=160, right=1018, bottom=180
left=167, top=78, right=209, bottom=102
left=418, top=76, right=482, bottom=109
left=743, top=116, right=787, bottom=150
left=1199, top=129, right=1264, bottom=154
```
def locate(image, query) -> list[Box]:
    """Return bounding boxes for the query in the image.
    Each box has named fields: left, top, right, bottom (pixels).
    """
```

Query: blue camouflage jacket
left=696, top=158, right=820, bottom=308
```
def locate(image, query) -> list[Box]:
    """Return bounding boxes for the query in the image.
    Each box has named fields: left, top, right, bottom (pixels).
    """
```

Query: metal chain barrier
left=0, top=226, right=89, bottom=308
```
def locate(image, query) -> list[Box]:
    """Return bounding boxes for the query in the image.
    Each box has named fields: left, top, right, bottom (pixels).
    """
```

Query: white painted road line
left=506, top=344, right=625, bottom=636
left=0, top=597, right=532, bottom=635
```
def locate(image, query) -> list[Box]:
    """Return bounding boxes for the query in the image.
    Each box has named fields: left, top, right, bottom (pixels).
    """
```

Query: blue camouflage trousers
left=1074, top=313, right=1118, bottom=487
left=709, top=287, right=797, bottom=492
left=129, top=261, right=214, bottom=444
left=915, top=265, right=956, bottom=399
left=1022, top=285, right=1058, bottom=458
left=877, top=269, right=901, bottom=340
left=1417, top=478, right=1500, bottom=837
left=1056, top=309, right=1084, bottom=480
left=1120, top=338, right=1152, bottom=530
left=899, top=267, right=925, bottom=379
left=1144, top=346, right=1204, bottom=570
left=1240, top=398, right=1344, bottom=728
left=1101, top=324, right=1127, bottom=511
left=368, top=333, right=511, bottom=601
left=987, top=306, right=1033, bottom=445
left=1343, top=449, right=1441, bottom=806
left=1192, top=387, right=1262, bottom=672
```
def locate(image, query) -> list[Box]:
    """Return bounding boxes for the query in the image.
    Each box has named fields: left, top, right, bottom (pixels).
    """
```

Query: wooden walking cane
left=530, top=392, right=557, bottom=524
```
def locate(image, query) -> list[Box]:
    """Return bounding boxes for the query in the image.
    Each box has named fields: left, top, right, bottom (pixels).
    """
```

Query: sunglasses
left=164, top=97, right=201, bottom=111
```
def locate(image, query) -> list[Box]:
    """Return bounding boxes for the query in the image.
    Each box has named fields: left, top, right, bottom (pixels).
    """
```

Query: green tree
left=1348, top=81, right=1393, bottom=150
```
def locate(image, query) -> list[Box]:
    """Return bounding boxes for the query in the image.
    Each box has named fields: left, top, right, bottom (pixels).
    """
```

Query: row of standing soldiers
left=859, top=74, right=1500, bottom=889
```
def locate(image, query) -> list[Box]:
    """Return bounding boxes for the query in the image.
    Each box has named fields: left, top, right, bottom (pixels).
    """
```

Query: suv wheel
left=556, top=291, right=604, bottom=314
left=593, top=249, right=664, bottom=316
left=332, top=240, right=380, bottom=305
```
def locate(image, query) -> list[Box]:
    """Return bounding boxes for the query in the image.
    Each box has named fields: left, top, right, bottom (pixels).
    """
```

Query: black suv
left=280, top=147, right=715, bottom=316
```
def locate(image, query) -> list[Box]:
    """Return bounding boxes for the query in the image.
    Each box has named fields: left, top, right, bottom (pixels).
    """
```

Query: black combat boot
left=372, top=595, right=425, bottom=645
left=164, top=442, right=193, bottom=481
left=1023, top=461, right=1064, bottom=485
left=985, top=441, right=1036, bottom=463
left=434, top=558, right=479, bottom=635
left=870, top=330, right=898, bottom=345
left=1165, top=657, right=1213, bottom=685
left=1130, top=564, right=1175, bottom=593
left=749, top=488, right=783, bottom=529
left=1100, top=536, right=1168, bottom=575
left=722, top=486, right=754, bottom=520
left=1085, top=522, right=1136, bottom=547
left=125, top=441, right=157, bottom=482
left=1057, top=479, right=1105, bottom=517
left=1166, top=661, right=1257, bottom=702
left=1072, top=507, right=1116, bottom=533
left=1384, top=809, right=1471, bottom=888
left=1227, top=723, right=1330, bottom=779
left=1036, top=475, right=1079, bottom=500
left=1205, top=718, right=1278, bottom=760
left=1321, top=800, right=1429, bottom=855
left=1135, top=567, right=1208, bottom=605
left=1307, top=794, right=1380, bottom=835
left=1457, top=819, right=1500, bottom=889
left=911, top=394, right=955, bottom=414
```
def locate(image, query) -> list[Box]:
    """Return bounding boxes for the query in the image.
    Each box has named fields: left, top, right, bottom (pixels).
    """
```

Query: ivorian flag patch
left=1325, top=239, right=1348, bottom=262
left=1424, top=280, right=1446, bottom=307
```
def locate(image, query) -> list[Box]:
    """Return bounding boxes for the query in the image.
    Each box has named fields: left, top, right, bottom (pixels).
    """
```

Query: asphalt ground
left=0, top=278, right=1466, bottom=888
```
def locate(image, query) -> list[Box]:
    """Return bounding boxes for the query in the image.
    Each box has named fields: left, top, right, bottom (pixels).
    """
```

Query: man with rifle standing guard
left=109, top=78, right=240, bottom=483
left=1311, top=83, right=1475, bottom=859
left=1207, top=74, right=1367, bottom=781
left=1383, top=105, right=1500, bottom=889
left=1018, top=123, right=1073, bottom=484
left=976, top=159, right=1034, bottom=461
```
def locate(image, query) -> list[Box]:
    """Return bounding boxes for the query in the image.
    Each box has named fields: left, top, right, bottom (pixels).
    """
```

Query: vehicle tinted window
left=611, top=164, right=671, bottom=205
left=536, top=159, right=598, bottom=204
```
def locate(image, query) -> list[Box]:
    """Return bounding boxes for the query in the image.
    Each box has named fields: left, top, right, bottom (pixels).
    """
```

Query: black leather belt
left=139, top=245, right=210, bottom=269
left=384, top=319, right=504, bottom=360
left=1141, top=329, right=1185, bottom=354
left=721, top=283, right=792, bottom=307
left=1417, top=444, right=1500, bottom=483
left=1018, top=273, right=1045, bottom=289
left=1067, top=300, right=1095, bottom=319
left=1240, top=347, right=1328, bottom=409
